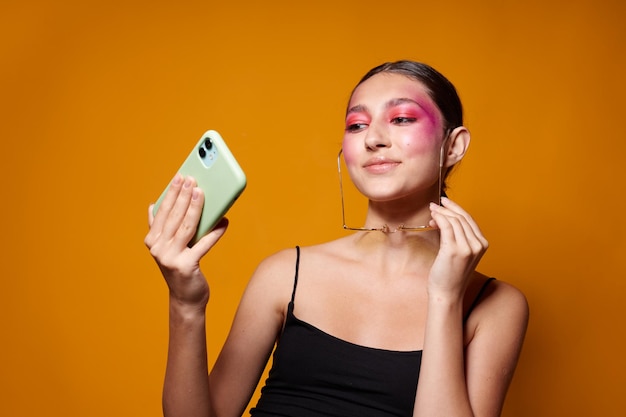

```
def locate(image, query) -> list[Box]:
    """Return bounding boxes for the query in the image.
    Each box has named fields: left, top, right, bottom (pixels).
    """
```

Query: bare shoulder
left=242, top=241, right=353, bottom=320
left=244, top=247, right=301, bottom=305
left=247, top=241, right=351, bottom=290
left=466, top=273, right=529, bottom=344
left=485, top=278, right=529, bottom=320
left=253, top=247, right=301, bottom=278
left=297, top=236, right=357, bottom=263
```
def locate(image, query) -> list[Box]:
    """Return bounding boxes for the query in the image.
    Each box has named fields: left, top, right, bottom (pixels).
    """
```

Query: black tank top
left=250, top=247, right=495, bottom=417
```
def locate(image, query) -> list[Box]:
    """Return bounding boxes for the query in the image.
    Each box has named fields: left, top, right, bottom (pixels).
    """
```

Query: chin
left=366, top=189, right=412, bottom=203
left=370, top=187, right=437, bottom=205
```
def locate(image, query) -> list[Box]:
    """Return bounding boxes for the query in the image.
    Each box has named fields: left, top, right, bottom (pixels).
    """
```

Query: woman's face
left=342, top=72, right=447, bottom=203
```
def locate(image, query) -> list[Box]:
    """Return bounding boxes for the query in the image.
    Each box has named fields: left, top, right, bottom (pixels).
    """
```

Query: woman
left=145, top=60, right=529, bottom=417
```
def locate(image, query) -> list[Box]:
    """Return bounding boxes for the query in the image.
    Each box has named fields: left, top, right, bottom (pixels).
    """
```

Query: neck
left=351, top=226, right=440, bottom=276
left=364, top=194, right=437, bottom=233
left=353, top=190, right=442, bottom=273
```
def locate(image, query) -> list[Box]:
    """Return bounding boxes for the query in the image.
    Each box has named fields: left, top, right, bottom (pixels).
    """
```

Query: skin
left=145, top=72, right=529, bottom=417
left=343, top=73, right=448, bottom=228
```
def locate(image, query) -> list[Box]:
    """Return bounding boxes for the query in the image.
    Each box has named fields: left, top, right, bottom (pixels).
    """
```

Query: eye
left=391, top=116, right=417, bottom=124
left=345, top=122, right=367, bottom=133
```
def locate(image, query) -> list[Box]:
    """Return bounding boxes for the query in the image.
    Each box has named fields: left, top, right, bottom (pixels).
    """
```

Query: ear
left=444, top=126, right=470, bottom=168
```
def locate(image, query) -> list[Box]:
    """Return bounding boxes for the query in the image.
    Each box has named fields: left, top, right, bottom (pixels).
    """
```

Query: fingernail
left=172, top=174, right=183, bottom=185
left=192, top=188, right=200, bottom=200
left=183, top=177, right=193, bottom=188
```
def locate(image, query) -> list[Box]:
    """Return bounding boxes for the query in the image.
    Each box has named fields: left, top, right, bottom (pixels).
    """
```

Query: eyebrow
left=346, top=98, right=424, bottom=116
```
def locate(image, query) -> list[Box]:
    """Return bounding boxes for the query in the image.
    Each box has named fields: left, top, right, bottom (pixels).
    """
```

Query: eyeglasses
left=337, top=144, right=445, bottom=233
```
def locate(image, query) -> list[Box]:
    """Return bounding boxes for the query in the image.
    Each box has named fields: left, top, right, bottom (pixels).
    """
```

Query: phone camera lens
left=204, top=138, right=213, bottom=150
left=198, top=147, right=206, bottom=158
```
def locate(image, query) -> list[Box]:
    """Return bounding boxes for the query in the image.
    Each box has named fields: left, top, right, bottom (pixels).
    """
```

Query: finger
left=430, top=206, right=458, bottom=248
left=431, top=203, right=479, bottom=254
left=439, top=216, right=487, bottom=264
left=160, top=176, right=198, bottom=241
left=437, top=198, right=488, bottom=248
left=189, top=217, right=230, bottom=259
left=145, top=204, right=157, bottom=249
left=440, top=198, right=484, bottom=236
left=432, top=214, right=485, bottom=282
left=172, top=186, right=206, bottom=246
left=150, top=174, right=184, bottom=234
left=145, top=200, right=165, bottom=248
left=148, top=203, right=155, bottom=226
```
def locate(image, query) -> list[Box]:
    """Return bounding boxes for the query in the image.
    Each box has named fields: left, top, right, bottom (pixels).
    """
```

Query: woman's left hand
left=428, top=197, right=489, bottom=298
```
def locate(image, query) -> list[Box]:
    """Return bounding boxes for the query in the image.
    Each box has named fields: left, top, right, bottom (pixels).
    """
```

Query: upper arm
left=208, top=249, right=297, bottom=417
left=464, top=281, right=529, bottom=416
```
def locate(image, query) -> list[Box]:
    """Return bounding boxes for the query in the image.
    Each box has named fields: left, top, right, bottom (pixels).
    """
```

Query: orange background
left=1, top=1, right=625, bottom=416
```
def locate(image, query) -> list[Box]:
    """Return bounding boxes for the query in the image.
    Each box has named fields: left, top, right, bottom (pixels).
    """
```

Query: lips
left=363, top=157, right=400, bottom=173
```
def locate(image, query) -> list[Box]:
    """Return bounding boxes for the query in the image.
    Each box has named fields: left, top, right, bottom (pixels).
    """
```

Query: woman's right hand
left=144, top=174, right=229, bottom=310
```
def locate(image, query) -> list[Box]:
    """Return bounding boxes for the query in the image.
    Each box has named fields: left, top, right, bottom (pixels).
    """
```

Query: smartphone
left=153, top=130, right=247, bottom=245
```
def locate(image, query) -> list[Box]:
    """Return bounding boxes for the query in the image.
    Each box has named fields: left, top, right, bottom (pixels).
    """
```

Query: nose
left=363, top=120, right=390, bottom=150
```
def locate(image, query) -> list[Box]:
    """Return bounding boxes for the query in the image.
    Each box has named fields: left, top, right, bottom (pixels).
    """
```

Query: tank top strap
left=464, top=277, right=496, bottom=323
left=290, top=246, right=301, bottom=305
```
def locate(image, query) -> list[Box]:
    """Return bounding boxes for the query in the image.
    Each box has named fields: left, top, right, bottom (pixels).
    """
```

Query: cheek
left=402, top=124, right=441, bottom=156
left=341, top=136, right=359, bottom=166
left=402, top=103, right=445, bottom=154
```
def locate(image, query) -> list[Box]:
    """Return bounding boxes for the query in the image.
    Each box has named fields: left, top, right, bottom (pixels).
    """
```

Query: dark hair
left=352, top=60, right=463, bottom=135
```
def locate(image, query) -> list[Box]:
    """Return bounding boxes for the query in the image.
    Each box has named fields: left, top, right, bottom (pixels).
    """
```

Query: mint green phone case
left=153, top=130, right=247, bottom=245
